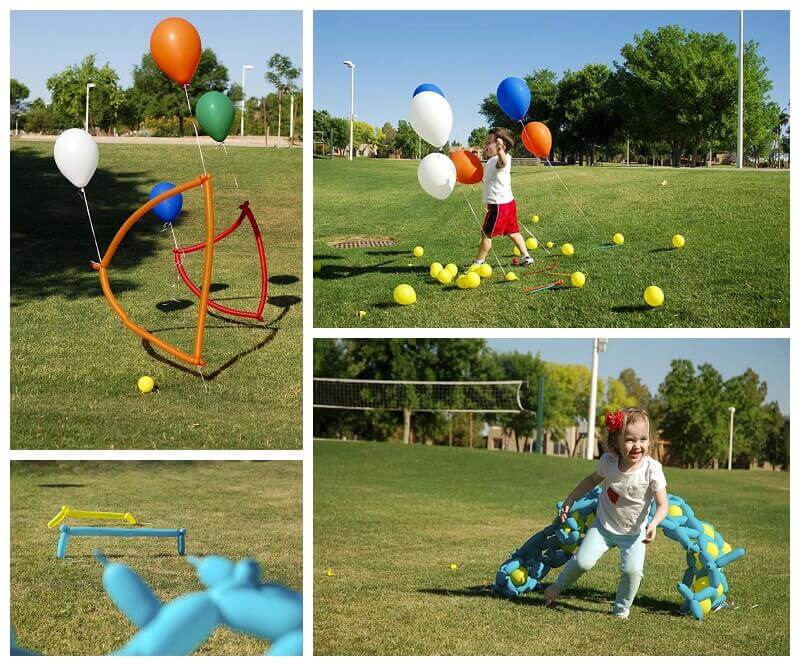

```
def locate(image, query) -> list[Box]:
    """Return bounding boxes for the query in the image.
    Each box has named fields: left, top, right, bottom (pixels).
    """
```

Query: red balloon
left=450, top=149, right=483, bottom=185
left=150, top=17, right=202, bottom=86
left=521, top=122, right=552, bottom=159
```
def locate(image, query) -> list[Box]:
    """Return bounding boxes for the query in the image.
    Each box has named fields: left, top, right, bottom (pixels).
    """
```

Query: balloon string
left=80, top=188, right=102, bottom=264
left=183, top=84, right=207, bottom=176
left=220, top=142, right=240, bottom=190
left=462, top=189, right=506, bottom=274
left=544, top=158, right=595, bottom=232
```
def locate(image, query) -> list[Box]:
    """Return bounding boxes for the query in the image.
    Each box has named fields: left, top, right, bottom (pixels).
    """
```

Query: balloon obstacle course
left=57, top=524, right=187, bottom=559
left=493, top=489, right=745, bottom=620
left=52, top=16, right=268, bottom=372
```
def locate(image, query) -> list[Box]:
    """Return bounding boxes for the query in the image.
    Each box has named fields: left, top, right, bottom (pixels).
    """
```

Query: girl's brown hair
left=489, top=127, right=515, bottom=150
left=604, top=408, right=652, bottom=456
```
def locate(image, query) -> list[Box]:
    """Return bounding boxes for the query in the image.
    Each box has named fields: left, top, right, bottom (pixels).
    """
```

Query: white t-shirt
left=594, top=453, right=667, bottom=535
left=482, top=155, right=513, bottom=204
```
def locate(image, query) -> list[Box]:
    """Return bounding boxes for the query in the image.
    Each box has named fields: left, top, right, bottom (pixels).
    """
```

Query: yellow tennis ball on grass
left=468, top=264, right=481, bottom=272
left=477, top=264, right=492, bottom=278
left=513, top=246, right=521, bottom=257
left=570, top=271, right=586, bottom=288
left=393, top=284, right=417, bottom=305
left=545, top=241, right=554, bottom=249
left=644, top=285, right=664, bottom=307
left=137, top=376, right=155, bottom=394
left=437, top=270, right=453, bottom=285
left=561, top=243, right=574, bottom=256
left=505, top=271, right=518, bottom=282
left=510, top=567, right=528, bottom=586
left=444, top=263, right=458, bottom=277
left=465, top=271, right=481, bottom=288
left=526, top=237, right=538, bottom=251
left=413, top=246, right=424, bottom=257
left=531, top=214, right=540, bottom=223
left=672, top=234, right=685, bottom=248
left=429, top=262, right=443, bottom=278
left=450, top=563, right=458, bottom=571
left=613, top=233, right=624, bottom=245
left=456, top=274, right=469, bottom=289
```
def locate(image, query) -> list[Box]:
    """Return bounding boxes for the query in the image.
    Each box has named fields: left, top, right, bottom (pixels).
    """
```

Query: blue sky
left=486, top=338, right=789, bottom=413
left=314, top=10, right=789, bottom=144
left=11, top=11, right=302, bottom=103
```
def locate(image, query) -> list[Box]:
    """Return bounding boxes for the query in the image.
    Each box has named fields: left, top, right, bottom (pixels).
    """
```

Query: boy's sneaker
left=520, top=255, right=535, bottom=267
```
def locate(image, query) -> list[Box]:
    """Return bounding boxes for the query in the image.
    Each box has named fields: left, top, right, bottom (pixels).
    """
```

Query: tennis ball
left=644, top=285, right=664, bottom=307
left=513, top=246, right=521, bottom=257
left=465, top=271, right=481, bottom=288
left=429, top=262, right=443, bottom=278
left=450, top=563, right=458, bottom=571
left=561, top=243, right=575, bottom=256
left=456, top=274, right=469, bottom=289
left=477, top=264, right=493, bottom=278
left=137, top=376, right=155, bottom=394
left=613, top=232, right=624, bottom=245
left=570, top=271, right=586, bottom=288
left=313, top=260, right=322, bottom=273
left=437, top=270, right=453, bottom=285
left=692, top=576, right=723, bottom=597
left=531, top=214, right=540, bottom=223
left=393, top=284, right=417, bottom=305
left=704, top=542, right=719, bottom=559
left=510, top=567, right=528, bottom=586
left=526, top=237, right=538, bottom=251
left=672, top=234, right=685, bottom=248
left=702, top=522, right=715, bottom=538
left=668, top=504, right=683, bottom=517
left=468, top=264, right=481, bottom=272
left=722, top=542, right=732, bottom=555
left=698, top=597, right=712, bottom=616
left=413, top=246, right=424, bottom=257
left=505, top=271, right=518, bottom=282
left=545, top=241, right=554, bottom=249
left=444, top=263, right=458, bottom=277
left=326, top=569, right=334, bottom=577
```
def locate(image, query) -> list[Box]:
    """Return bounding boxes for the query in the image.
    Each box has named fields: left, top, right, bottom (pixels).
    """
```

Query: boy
left=473, top=127, right=532, bottom=267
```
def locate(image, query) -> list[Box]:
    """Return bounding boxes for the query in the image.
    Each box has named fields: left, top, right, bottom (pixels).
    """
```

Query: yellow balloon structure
left=48, top=506, right=138, bottom=528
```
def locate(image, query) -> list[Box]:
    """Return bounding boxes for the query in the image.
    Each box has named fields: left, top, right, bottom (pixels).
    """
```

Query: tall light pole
left=586, top=338, right=608, bottom=460
left=727, top=406, right=736, bottom=470
left=241, top=65, right=253, bottom=137
left=737, top=10, right=744, bottom=169
left=343, top=60, right=355, bottom=160
left=85, top=82, right=95, bottom=132
left=289, top=92, right=294, bottom=143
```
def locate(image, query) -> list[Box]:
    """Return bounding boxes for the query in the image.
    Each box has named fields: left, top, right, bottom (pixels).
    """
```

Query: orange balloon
left=522, top=122, right=552, bottom=159
left=150, top=17, right=202, bottom=86
left=450, top=149, right=483, bottom=185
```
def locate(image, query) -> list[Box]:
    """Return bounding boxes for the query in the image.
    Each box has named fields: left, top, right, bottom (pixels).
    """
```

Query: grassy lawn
left=11, top=460, right=302, bottom=655
left=313, top=160, right=788, bottom=327
left=313, top=440, right=789, bottom=655
left=11, top=141, right=301, bottom=448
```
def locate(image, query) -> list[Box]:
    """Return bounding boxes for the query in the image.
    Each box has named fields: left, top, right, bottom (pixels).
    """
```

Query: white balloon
left=417, top=153, right=456, bottom=200
left=53, top=128, right=98, bottom=189
left=410, top=91, right=453, bottom=148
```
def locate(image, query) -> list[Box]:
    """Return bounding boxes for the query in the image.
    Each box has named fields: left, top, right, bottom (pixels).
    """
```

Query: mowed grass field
left=314, top=440, right=789, bottom=655
left=313, top=160, right=788, bottom=328
left=11, top=460, right=301, bottom=655
left=11, top=141, right=301, bottom=448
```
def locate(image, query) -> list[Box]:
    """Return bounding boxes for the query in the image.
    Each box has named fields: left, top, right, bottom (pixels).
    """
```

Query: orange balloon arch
left=521, top=122, right=552, bottom=159
left=150, top=17, right=202, bottom=85
left=450, top=149, right=483, bottom=185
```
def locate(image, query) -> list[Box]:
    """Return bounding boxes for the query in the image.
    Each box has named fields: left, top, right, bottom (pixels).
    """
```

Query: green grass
left=313, top=440, right=789, bottom=655
left=11, top=460, right=301, bottom=655
left=313, top=160, right=788, bottom=327
left=11, top=141, right=301, bottom=448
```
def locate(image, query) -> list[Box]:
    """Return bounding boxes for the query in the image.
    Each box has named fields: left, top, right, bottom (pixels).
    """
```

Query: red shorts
left=483, top=200, right=519, bottom=238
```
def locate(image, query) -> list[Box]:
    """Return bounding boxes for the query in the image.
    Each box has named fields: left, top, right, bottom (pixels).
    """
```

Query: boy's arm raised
left=495, top=138, right=507, bottom=169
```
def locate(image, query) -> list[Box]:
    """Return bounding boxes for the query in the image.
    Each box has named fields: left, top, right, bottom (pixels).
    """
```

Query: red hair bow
left=605, top=410, right=624, bottom=433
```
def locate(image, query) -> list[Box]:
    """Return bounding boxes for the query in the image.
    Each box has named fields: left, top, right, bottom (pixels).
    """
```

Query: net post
left=403, top=408, right=411, bottom=444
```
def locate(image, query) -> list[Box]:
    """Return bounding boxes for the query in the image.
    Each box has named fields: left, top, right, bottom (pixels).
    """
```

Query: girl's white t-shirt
left=482, top=155, right=513, bottom=204
left=594, top=453, right=667, bottom=535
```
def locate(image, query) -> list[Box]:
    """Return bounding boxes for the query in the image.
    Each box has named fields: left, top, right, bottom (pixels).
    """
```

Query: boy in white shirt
left=473, top=127, right=533, bottom=267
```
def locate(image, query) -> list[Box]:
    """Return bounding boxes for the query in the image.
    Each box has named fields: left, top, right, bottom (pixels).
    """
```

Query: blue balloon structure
left=11, top=551, right=302, bottom=656
left=496, top=76, right=531, bottom=122
left=149, top=181, right=183, bottom=223
left=413, top=83, right=445, bottom=98
left=493, top=489, right=746, bottom=621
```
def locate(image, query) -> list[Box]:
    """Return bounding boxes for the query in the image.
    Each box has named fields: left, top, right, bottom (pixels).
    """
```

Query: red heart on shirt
left=607, top=487, right=620, bottom=504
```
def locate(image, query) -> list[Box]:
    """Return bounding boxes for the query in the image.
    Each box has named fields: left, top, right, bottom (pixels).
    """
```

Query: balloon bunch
left=11, top=551, right=302, bottom=656
left=493, top=489, right=746, bottom=620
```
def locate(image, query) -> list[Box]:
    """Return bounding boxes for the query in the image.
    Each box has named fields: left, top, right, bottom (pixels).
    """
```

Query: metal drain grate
left=329, top=237, right=396, bottom=249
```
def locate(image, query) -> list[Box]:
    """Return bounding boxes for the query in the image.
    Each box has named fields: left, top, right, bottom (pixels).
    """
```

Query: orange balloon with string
left=450, top=149, right=483, bottom=185
left=150, top=17, right=202, bottom=85
left=521, top=122, right=552, bottom=159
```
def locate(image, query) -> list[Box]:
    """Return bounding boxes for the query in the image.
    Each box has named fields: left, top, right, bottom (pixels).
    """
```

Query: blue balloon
left=413, top=83, right=444, bottom=98
left=150, top=182, right=183, bottom=223
left=496, top=77, right=531, bottom=121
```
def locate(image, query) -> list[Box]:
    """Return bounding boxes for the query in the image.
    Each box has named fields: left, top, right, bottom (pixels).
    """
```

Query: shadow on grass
left=420, top=584, right=681, bottom=617
left=269, top=274, right=299, bottom=285
left=649, top=247, right=678, bottom=254
left=315, top=261, right=420, bottom=281
left=11, top=144, right=161, bottom=304
left=157, top=299, right=194, bottom=312
left=610, top=304, right=652, bottom=314
left=36, top=483, right=86, bottom=488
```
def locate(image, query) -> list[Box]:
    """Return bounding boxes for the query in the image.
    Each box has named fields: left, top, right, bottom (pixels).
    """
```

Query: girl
left=543, top=408, right=668, bottom=618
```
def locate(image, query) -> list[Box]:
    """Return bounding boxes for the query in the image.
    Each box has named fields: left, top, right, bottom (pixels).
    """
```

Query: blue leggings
left=555, top=524, right=646, bottom=617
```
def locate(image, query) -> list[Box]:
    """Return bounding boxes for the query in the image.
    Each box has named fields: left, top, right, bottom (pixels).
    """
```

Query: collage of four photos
left=6, top=4, right=792, bottom=657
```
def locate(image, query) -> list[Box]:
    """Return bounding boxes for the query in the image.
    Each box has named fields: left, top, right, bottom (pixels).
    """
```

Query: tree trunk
left=671, top=143, right=682, bottom=168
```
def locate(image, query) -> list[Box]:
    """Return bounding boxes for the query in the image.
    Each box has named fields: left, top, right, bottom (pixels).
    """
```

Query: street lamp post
left=728, top=406, right=736, bottom=470
left=85, top=82, right=96, bottom=132
left=289, top=93, right=294, bottom=143
left=737, top=11, right=744, bottom=169
left=343, top=60, right=355, bottom=161
left=241, top=65, right=253, bottom=138
left=586, top=338, right=608, bottom=460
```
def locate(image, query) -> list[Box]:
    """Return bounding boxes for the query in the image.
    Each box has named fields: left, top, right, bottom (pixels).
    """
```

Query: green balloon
left=196, top=91, right=235, bottom=142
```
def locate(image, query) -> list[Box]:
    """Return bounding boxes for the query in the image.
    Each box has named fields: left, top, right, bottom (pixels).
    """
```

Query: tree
left=46, top=55, right=123, bottom=132
left=352, top=120, right=375, bottom=147
left=10, top=78, right=29, bottom=131
left=21, top=97, right=55, bottom=133
left=468, top=127, right=488, bottom=149
left=739, top=41, right=782, bottom=164
left=721, top=368, right=769, bottom=467
left=266, top=53, right=301, bottom=138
